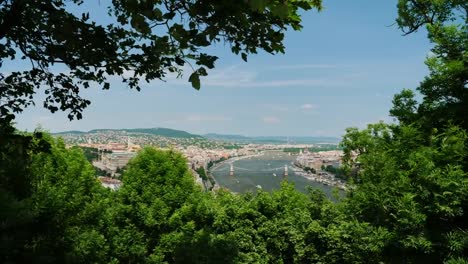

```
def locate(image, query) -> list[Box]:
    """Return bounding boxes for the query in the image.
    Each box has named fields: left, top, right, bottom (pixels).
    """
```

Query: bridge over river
left=212, top=163, right=290, bottom=176
left=210, top=151, right=336, bottom=197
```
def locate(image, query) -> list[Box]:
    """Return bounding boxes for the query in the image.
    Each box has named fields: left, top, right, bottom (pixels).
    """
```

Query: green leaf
left=197, top=54, right=217, bottom=69
left=272, top=4, right=289, bottom=19
left=197, top=67, right=207, bottom=76
left=153, top=8, right=163, bottom=21
left=241, top=53, right=248, bottom=62
left=189, top=72, right=200, bottom=90
left=130, top=15, right=150, bottom=34
left=249, top=0, right=267, bottom=12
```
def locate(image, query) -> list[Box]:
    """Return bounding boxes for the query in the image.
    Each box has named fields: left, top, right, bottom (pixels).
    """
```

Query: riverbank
left=291, top=164, right=348, bottom=191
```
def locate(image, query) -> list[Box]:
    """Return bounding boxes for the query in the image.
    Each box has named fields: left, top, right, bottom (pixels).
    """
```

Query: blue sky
left=14, top=0, right=432, bottom=137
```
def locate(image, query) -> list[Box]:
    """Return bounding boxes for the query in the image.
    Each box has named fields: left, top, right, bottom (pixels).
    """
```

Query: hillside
left=203, top=133, right=251, bottom=141
left=55, top=127, right=203, bottom=139
left=204, top=133, right=340, bottom=144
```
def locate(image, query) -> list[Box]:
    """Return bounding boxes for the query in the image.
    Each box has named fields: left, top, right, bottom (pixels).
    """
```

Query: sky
left=13, top=0, right=432, bottom=137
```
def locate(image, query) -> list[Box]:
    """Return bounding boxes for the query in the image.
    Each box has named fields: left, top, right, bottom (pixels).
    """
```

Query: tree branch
left=0, top=0, right=25, bottom=39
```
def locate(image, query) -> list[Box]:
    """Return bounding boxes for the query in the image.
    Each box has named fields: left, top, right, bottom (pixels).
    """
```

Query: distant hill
left=54, top=128, right=340, bottom=143
left=54, top=130, right=87, bottom=135
left=204, top=133, right=341, bottom=144
left=55, top=127, right=203, bottom=139
left=203, top=133, right=250, bottom=141
left=252, top=136, right=341, bottom=144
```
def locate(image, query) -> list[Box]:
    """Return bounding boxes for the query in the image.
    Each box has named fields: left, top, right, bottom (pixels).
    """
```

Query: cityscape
left=57, top=128, right=347, bottom=192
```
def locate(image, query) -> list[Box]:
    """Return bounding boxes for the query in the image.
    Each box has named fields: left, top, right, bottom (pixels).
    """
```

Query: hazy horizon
left=49, top=127, right=342, bottom=140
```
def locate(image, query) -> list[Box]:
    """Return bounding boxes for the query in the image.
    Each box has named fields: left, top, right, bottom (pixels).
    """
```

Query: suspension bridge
left=212, top=163, right=289, bottom=176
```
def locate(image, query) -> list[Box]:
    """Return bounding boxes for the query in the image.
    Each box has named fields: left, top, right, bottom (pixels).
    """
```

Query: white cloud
left=300, top=103, right=319, bottom=110
left=262, top=116, right=280, bottom=124
left=142, top=62, right=361, bottom=89
left=160, top=64, right=354, bottom=88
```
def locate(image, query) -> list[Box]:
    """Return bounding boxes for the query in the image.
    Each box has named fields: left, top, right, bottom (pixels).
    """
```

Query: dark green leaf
left=189, top=72, right=200, bottom=90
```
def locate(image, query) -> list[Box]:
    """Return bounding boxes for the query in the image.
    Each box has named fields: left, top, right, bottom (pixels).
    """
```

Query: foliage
left=338, top=3, right=468, bottom=261
left=110, top=151, right=389, bottom=263
left=322, top=165, right=346, bottom=180
left=304, top=166, right=317, bottom=174
left=283, top=145, right=341, bottom=153
left=0, top=0, right=322, bottom=125
left=223, top=144, right=242, bottom=150
left=393, top=0, right=468, bottom=132
left=195, top=166, right=208, bottom=181
left=342, top=124, right=468, bottom=262
left=2, top=123, right=467, bottom=263
left=75, top=146, right=99, bottom=162
left=1, top=134, right=110, bottom=263
left=207, top=156, right=227, bottom=169
left=0, top=135, right=389, bottom=263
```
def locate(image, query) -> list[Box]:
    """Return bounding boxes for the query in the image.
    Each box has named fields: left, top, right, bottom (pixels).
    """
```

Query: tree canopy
left=0, top=0, right=321, bottom=126
left=1, top=139, right=390, bottom=263
left=339, top=1, right=468, bottom=262
left=393, top=0, right=467, bottom=131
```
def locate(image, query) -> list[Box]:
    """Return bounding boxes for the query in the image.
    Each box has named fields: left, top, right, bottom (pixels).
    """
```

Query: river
left=210, top=151, right=337, bottom=198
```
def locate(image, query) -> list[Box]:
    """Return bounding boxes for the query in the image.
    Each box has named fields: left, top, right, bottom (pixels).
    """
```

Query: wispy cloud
left=300, top=103, right=319, bottom=110
left=269, top=64, right=345, bottom=71
left=262, top=116, right=280, bottom=124
left=202, top=69, right=347, bottom=88
left=145, top=63, right=359, bottom=89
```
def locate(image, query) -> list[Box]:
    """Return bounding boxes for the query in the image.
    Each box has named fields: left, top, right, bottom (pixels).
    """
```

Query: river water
left=210, top=151, right=336, bottom=197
